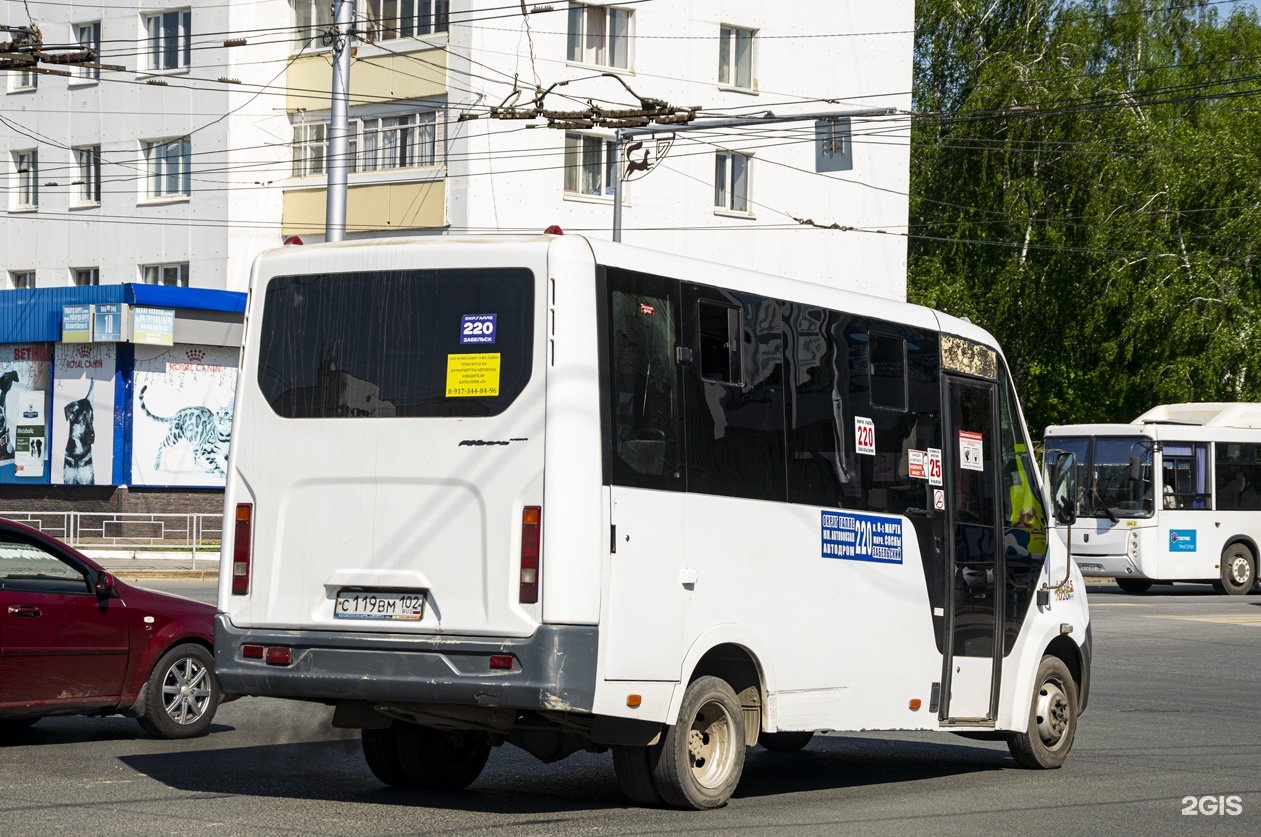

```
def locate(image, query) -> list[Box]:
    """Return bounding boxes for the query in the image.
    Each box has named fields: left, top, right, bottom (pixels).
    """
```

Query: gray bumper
left=214, top=615, right=598, bottom=713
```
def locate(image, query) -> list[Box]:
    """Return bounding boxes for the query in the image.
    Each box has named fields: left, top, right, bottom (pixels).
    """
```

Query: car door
left=0, top=532, right=129, bottom=708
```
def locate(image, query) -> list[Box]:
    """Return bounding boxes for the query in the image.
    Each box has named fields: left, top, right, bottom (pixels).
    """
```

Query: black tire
left=1115, top=578, right=1153, bottom=594
left=612, top=744, right=664, bottom=806
left=361, top=724, right=415, bottom=788
left=1216, top=543, right=1256, bottom=596
left=757, top=730, right=814, bottom=752
left=0, top=718, right=40, bottom=738
left=136, top=643, right=219, bottom=739
left=651, top=676, right=746, bottom=809
left=394, top=723, right=491, bottom=791
left=1007, top=655, right=1079, bottom=769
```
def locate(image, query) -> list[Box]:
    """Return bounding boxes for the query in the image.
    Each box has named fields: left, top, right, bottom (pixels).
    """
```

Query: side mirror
left=1045, top=450, right=1078, bottom=526
left=95, top=571, right=117, bottom=598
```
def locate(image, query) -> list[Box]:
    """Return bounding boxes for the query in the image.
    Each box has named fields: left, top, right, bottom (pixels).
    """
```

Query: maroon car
left=0, top=518, right=221, bottom=739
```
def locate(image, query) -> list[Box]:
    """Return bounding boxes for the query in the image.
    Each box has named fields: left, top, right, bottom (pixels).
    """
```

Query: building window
left=72, top=267, right=100, bottom=286
left=718, top=25, right=754, bottom=89
left=11, top=67, right=38, bottom=90
left=143, top=137, right=191, bottom=198
left=13, top=150, right=38, bottom=209
left=145, top=9, right=192, bottom=71
left=293, top=0, right=333, bottom=47
left=714, top=151, right=750, bottom=213
left=74, top=145, right=102, bottom=204
left=292, top=112, right=439, bottom=176
left=564, top=133, right=616, bottom=197
left=567, top=3, right=631, bottom=69
left=359, top=113, right=437, bottom=170
left=74, top=21, right=102, bottom=80
left=143, top=263, right=190, bottom=287
left=292, top=122, right=327, bottom=176
left=363, top=1, right=450, bottom=43
left=9, top=271, right=35, bottom=290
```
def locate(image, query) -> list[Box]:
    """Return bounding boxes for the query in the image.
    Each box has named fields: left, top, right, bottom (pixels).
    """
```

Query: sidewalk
left=82, top=549, right=220, bottom=582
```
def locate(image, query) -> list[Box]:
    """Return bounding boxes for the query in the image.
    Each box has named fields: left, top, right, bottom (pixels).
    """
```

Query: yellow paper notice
left=446, top=353, right=501, bottom=397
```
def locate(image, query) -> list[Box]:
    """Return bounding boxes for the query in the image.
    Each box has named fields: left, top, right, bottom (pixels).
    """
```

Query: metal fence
left=3, top=510, right=222, bottom=560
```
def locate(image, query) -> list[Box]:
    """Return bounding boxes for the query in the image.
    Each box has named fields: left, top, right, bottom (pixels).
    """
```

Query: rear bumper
left=214, top=615, right=598, bottom=713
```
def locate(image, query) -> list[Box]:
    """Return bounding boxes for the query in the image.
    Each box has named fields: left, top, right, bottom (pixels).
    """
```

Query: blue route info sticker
left=460, top=313, right=497, bottom=345
left=821, top=510, right=903, bottom=564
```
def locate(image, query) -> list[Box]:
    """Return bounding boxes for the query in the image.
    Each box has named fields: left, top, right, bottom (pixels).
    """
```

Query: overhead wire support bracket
left=611, top=106, right=898, bottom=242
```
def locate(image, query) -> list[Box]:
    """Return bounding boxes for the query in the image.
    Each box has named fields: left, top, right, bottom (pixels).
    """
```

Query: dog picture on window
left=0, top=369, right=19, bottom=460
left=62, top=379, right=96, bottom=485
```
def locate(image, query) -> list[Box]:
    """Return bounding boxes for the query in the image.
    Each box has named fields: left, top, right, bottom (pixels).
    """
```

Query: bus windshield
left=1052, top=435, right=1154, bottom=519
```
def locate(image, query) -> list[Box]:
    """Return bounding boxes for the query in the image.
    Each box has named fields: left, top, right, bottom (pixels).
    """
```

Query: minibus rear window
left=257, top=268, right=534, bottom=418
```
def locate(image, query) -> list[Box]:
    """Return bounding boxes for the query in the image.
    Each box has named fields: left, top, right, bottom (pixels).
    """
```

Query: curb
left=113, top=570, right=219, bottom=582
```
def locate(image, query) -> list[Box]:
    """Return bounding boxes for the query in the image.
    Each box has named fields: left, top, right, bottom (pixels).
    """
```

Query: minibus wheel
left=1007, top=655, right=1078, bottom=769
left=612, top=744, right=664, bottom=806
left=1214, top=543, right=1256, bottom=596
left=652, top=675, right=746, bottom=809
left=757, top=730, right=814, bottom=752
left=395, top=723, right=492, bottom=790
left=361, top=723, right=413, bottom=788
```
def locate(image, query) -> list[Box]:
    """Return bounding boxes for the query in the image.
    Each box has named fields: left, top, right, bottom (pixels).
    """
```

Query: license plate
left=334, top=589, right=427, bottom=621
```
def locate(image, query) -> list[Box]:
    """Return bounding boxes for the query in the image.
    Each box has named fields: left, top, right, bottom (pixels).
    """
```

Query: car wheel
left=651, top=675, right=746, bottom=809
left=757, top=730, right=814, bottom=752
left=1007, top=655, right=1079, bottom=769
left=1115, top=578, right=1152, bottom=594
left=1214, top=543, right=1256, bottom=596
left=394, top=723, right=491, bottom=790
left=136, top=643, right=219, bottom=739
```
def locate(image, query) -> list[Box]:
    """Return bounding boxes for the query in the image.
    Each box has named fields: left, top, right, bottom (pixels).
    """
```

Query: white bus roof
left=1046, top=402, right=1261, bottom=440
left=1132, top=402, right=1261, bottom=428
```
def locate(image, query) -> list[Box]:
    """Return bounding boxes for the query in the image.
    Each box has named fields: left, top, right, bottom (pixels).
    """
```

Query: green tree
left=910, top=0, right=1261, bottom=434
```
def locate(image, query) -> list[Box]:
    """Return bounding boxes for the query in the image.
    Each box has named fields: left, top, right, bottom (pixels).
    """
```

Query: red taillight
left=489, top=655, right=514, bottom=670
left=232, top=503, right=252, bottom=596
left=242, top=644, right=264, bottom=659
left=265, top=646, right=293, bottom=666
left=519, top=505, right=541, bottom=604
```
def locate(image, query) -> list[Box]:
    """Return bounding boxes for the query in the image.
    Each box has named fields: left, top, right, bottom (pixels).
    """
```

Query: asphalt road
left=1, top=581, right=1258, bottom=836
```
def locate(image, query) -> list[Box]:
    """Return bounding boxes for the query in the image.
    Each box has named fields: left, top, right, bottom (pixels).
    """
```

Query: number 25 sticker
left=927, top=448, right=943, bottom=486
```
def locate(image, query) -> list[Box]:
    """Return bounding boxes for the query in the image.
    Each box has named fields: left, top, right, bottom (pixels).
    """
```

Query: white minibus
left=216, top=234, right=1091, bottom=808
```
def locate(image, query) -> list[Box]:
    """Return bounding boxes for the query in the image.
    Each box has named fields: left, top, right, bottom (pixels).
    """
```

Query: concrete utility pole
left=325, top=0, right=354, bottom=242
left=611, top=108, right=896, bottom=242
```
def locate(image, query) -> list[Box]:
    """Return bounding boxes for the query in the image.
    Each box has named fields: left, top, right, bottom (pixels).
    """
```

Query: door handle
left=7, top=605, right=41, bottom=618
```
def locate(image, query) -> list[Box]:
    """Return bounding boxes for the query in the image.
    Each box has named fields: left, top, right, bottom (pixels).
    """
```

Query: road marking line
left=1145, top=614, right=1261, bottom=625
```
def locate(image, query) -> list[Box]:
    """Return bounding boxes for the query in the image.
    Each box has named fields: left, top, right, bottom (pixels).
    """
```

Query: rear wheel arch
left=688, top=643, right=765, bottom=746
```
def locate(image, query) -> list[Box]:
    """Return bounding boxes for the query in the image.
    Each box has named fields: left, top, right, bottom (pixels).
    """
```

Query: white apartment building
left=4, top=1, right=914, bottom=297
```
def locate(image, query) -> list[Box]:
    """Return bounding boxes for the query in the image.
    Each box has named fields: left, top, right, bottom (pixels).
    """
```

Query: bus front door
left=942, top=375, right=1002, bottom=723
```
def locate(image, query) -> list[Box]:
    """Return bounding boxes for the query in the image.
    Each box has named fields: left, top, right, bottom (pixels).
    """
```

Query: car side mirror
left=1045, top=450, right=1078, bottom=526
left=95, top=571, right=117, bottom=598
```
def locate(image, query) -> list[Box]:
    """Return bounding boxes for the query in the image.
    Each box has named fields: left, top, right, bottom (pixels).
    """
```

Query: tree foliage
left=909, top=0, right=1261, bottom=434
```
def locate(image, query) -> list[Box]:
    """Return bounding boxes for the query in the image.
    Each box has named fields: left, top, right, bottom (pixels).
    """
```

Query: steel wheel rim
left=161, top=656, right=212, bottom=725
left=687, top=699, right=737, bottom=789
left=1034, top=677, right=1071, bottom=748
left=1227, top=554, right=1251, bottom=586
